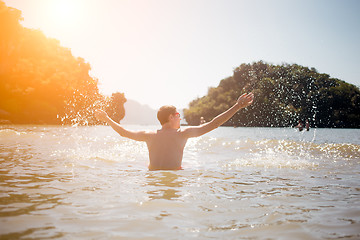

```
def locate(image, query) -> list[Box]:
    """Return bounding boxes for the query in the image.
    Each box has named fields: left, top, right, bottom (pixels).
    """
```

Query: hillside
left=184, top=61, right=360, bottom=128
left=121, top=99, right=158, bottom=125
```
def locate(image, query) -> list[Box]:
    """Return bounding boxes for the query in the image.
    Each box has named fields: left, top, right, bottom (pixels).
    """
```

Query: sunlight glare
left=44, top=0, right=83, bottom=31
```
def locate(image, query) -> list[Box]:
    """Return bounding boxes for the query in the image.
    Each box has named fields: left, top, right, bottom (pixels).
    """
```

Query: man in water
left=95, top=92, right=254, bottom=170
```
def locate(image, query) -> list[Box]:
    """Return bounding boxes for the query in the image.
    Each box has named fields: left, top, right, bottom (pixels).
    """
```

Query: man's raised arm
left=94, top=109, right=150, bottom=142
left=182, top=92, right=254, bottom=138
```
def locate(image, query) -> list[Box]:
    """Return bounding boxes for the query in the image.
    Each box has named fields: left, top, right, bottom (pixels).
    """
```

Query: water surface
left=1, top=125, right=359, bottom=239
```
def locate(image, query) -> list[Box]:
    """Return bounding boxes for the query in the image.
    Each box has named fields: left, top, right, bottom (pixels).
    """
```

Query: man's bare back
left=146, top=129, right=187, bottom=170
left=95, top=92, right=254, bottom=170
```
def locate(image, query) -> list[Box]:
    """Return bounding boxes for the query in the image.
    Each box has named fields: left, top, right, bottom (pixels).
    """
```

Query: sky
left=4, top=0, right=360, bottom=110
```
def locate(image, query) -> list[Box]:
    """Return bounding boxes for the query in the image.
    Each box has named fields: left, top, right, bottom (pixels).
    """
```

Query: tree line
left=184, top=61, right=360, bottom=128
left=2, top=1, right=359, bottom=128
left=0, top=1, right=125, bottom=125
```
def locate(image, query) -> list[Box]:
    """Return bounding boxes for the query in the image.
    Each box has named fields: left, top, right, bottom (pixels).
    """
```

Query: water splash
left=58, top=91, right=126, bottom=126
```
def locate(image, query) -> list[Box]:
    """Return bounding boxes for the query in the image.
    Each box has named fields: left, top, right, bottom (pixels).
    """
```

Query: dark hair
left=157, top=105, right=176, bottom=125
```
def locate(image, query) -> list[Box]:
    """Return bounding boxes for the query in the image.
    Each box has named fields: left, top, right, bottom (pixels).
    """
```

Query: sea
left=0, top=125, right=359, bottom=239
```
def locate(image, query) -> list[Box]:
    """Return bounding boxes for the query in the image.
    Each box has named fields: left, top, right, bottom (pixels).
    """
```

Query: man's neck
left=161, top=123, right=178, bottom=130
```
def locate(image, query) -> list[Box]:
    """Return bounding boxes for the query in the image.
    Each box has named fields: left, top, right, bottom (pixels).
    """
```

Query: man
left=95, top=92, right=254, bottom=170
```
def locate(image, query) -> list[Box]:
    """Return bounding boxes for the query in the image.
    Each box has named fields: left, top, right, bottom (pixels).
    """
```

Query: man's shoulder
left=144, top=130, right=157, bottom=135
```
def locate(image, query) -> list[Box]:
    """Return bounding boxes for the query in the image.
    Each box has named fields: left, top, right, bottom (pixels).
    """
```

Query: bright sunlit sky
left=4, top=0, right=360, bottom=110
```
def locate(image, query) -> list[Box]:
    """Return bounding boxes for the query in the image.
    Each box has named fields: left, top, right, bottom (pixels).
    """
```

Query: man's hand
left=94, top=109, right=109, bottom=122
left=236, top=92, right=254, bottom=109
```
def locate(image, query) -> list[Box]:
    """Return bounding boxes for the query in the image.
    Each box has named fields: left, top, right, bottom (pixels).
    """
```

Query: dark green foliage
left=184, top=61, right=360, bottom=128
left=106, top=92, right=127, bottom=123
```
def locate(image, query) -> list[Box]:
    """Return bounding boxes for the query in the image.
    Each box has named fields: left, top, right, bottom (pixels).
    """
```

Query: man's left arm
left=182, top=92, right=254, bottom=138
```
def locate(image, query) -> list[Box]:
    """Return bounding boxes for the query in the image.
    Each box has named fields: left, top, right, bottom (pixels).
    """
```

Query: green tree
left=184, top=61, right=360, bottom=128
left=106, top=92, right=127, bottom=123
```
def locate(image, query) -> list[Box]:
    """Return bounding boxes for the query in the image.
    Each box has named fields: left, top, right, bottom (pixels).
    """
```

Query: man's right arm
left=95, top=109, right=151, bottom=142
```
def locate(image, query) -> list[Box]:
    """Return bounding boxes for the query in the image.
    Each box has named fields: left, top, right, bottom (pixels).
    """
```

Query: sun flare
left=44, top=0, right=83, bottom=31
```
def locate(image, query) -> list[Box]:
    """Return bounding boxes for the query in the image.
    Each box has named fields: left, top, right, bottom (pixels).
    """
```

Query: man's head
left=157, top=105, right=181, bottom=128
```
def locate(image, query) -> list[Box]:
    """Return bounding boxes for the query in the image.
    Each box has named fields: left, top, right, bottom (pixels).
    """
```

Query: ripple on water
left=1, top=126, right=360, bottom=239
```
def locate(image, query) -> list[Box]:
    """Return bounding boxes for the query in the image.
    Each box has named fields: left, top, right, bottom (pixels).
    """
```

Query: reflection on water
left=145, top=172, right=183, bottom=200
left=1, top=226, right=63, bottom=240
left=0, top=161, right=70, bottom=239
left=1, top=125, right=360, bottom=239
